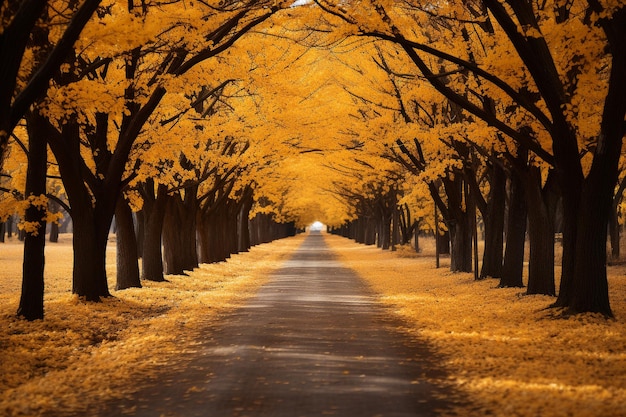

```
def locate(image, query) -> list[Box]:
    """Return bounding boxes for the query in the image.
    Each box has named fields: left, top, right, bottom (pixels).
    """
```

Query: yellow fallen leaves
left=0, top=233, right=305, bottom=417
left=325, top=234, right=626, bottom=417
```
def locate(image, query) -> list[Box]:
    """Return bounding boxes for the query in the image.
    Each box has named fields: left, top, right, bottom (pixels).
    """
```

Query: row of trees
left=316, top=0, right=626, bottom=317
left=1, top=0, right=302, bottom=320
left=1, top=1, right=624, bottom=320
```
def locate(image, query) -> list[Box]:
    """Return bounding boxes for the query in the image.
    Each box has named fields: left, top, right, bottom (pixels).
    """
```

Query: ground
left=0, top=232, right=625, bottom=416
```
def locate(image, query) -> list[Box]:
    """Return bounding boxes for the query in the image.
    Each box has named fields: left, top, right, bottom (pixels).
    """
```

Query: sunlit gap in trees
left=309, top=221, right=325, bottom=232
left=290, top=0, right=313, bottom=7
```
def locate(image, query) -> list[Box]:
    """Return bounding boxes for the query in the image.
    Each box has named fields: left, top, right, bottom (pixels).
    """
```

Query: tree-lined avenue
left=97, top=231, right=461, bottom=417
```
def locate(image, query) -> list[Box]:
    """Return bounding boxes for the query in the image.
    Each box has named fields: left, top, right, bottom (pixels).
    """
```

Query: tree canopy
left=1, top=0, right=625, bottom=319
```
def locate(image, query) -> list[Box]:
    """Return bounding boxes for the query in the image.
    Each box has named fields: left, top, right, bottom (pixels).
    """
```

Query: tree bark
left=17, top=110, right=48, bottom=320
left=443, top=177, right=472, bottom=272
left=500, top=166, right=527, bottom=288
left=480, top=163, right=506, bottom=278
left=135, top=209, right=145, bottom=258
left=609, top=176, right=626, bottom=261
left=163, top=188, right=198, bottom=275
left=141, top=182, right=168, bottom=282
left=115, top=195, right=141, bottom=290
left=525, top=166, right=555, bottom=296
left=237, top=187, right=254, bottom=253
left=48, top=119, right=113, bottom=301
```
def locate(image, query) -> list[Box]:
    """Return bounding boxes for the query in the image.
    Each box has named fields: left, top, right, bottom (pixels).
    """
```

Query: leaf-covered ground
left=0, top=234, right=302, bottom=417
left=1, top=232, right=625, bottom=416
left=324, top=234, right=626, bottom=417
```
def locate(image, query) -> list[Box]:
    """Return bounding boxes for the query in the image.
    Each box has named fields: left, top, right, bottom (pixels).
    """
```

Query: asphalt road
left=97, top=232, right=463, bottom=417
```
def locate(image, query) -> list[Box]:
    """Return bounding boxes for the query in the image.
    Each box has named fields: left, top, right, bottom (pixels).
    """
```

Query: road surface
left=98, top=232, right=464, bottom=416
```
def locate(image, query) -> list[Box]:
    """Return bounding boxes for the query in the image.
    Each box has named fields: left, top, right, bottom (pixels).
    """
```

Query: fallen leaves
left=325, top=234, right=626, bottom=417
left=0, top=233, right=304, bottom=417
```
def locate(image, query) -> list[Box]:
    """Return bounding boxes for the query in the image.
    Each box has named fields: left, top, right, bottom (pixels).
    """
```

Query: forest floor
left=327, top=235, right=626, bottom=417
left=0, top=232, right=625, bottom=416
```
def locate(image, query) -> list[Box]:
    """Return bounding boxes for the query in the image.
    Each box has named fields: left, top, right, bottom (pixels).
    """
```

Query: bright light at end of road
left=310, top=221, right=324, bottom=231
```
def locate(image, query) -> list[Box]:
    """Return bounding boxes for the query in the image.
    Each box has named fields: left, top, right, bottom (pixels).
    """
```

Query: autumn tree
left=315, top=0, right=625, bottom=315
left=0, top=0, right=102, bottom=168
left=42, top=0, right=288, bottom=300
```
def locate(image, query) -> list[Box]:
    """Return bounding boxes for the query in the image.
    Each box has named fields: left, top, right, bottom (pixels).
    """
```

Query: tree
left=317, top=0, right=625, bottom=315
left=0, top=0, right=102, bottom=166
left=39, top=0, right=288, bottom=301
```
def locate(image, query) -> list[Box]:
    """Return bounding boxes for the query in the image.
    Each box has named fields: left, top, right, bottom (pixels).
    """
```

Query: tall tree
left=317, top=0, right=625, bottom=315
left=0, top=0, right=102, bottom=166
left=42, top=0, right=288, bottom=300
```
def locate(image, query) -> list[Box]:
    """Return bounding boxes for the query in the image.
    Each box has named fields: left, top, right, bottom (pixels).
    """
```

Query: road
left=98, top=232, right=463, bottom=417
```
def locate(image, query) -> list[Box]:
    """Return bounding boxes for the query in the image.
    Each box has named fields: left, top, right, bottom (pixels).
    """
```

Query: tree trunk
left=569, top=170, right=614, bottom=315
left=413, top=221, right=420, bottom=252
left=525, top=166, right=555, bottom=296
left=379, top=207, right=392, bottom=250
left=48, top=200, right=60, bottom=243
left=163, top=188, right=198, bottom=275
left=49, top=221, right=59, bottom=242
left=134, top=209, right=145, bottom=258
left=449, top=216, right=473, bottom=272
left=553, top=9, right=626, bottom=316
left=115, top=195, right=141, bottom=290
left=17, top=111, right=48, bottom=321
left=141, top=183, right=168, bottom=282
left=444, top=177, right=472, bottom=272
left=71, top=209, right=111, bottom=300
left=7, top=216, right=14, bottom=238
left=608, top=176, right=626, bottom=261
left=237, top=188, right=254, bottom=253
left=436, top=229, right=450, bottom=254
left=500, top=167, right=527, bottom=288
left=480, top=163, right=506, bottom=279
left=391, top=205, right=399, bottom=251
left=197, top=210, right=212, bottom=264
left=609, top=204, right=620, bottom=261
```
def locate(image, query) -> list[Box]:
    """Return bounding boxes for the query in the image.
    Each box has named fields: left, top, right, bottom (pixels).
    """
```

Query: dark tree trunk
left=17, top=111, right=48, bottom=321
left=163, top=188, right=198, bottom=275
left=363, top=217, right=371, bottom=243
left=225, top=199, right=240, bottom=257
left=71, top=209, right=111, bottom=300
left=553, top=8, right=626, bottom=317
left=500, top=166, right=527, bottom=288
left=480, top=163, right=506, bottom=278
left=569, top=168, right=615, bottom=315
left=449, top=216, right=473, bottom=272
left=7, top=216, right=14, bottom=238
left=48, top=200, right=60, bottom=243
left=525, top=166, right=555, bottom=296
left=115, top=195, right=141, bottom=290
left=49, top=119, right=112, bottom=301
left=608, top=176, right=626, bottom=261
left=443, top=177, right=472, bottom=272
left=49, top=221, right=59, bottom=242
left=391, top=205, right=399, bottom=251
left=197, top=212, right=212, bottom=264
left=413, top=222, right=420, bottom=252
left=609, top=204, right=620, bottom=261
left=436, top=229, right=450, bottom=254
left=237, top=187, right=254, bottom=253
left=378, top=205, right=392, bottom=250
left=141, top=182, right=168, bottom=282
left=135, top=209, right=145, bottom=258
